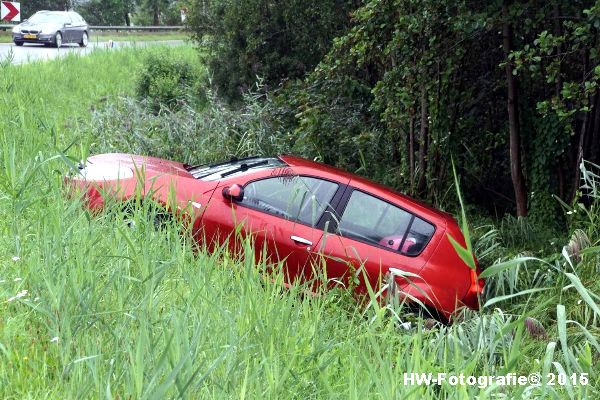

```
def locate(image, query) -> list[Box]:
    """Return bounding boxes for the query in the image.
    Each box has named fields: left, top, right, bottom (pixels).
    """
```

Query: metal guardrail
left=0, top=24, right=184, bottom=32
left=90, top=26, right=184, bottom=32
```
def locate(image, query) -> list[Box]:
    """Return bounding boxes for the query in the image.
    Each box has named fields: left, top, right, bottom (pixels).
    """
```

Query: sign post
left=1, top=1, right=20, bottom=22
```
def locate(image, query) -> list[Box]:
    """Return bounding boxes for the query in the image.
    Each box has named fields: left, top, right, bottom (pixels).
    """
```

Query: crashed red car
left=68, top=153, right=483, bottom=318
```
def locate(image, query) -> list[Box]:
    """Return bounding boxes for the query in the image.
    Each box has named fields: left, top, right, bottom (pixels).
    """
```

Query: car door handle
left=290, top=236, right=312, bottom=246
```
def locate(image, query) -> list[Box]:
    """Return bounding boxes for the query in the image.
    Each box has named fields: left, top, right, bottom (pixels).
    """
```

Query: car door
left=200, top=175, right=344, bottom=284
left=71, top=13, right=85, bottom=43
left=314, top=188, right=435, bottom=297
left=60, top=14, right=73, bottom=42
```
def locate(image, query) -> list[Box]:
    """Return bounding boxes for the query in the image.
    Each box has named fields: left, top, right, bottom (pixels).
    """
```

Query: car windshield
left=28, top=13, right=67, bottom=24
left=188, top=157, right=287, bottom=181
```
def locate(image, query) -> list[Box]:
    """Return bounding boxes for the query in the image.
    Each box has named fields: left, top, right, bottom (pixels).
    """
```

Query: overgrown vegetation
left=0, top=45, right=597, bottom=398
left=2, top=0, right=600, bottom=395
left=186, top=0, right=600, bottom=228
left=187, top=0, right=361, bottom=100
left=135, top=48, right=203, bottom=112
left=18, top=0, right=183, bottom=26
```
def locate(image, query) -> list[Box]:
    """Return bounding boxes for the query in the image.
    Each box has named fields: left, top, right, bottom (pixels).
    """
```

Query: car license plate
left=24, top=34, right=37, bottom=39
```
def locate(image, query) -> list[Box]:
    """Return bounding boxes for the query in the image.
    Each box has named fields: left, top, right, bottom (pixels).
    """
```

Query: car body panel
left=70, top=153, right=218, bottom=219
left=67, top=153, right=484, bottom=318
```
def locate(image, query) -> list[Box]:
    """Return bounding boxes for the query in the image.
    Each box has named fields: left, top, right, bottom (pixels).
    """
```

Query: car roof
left=279, top=154, right=454, bottom=226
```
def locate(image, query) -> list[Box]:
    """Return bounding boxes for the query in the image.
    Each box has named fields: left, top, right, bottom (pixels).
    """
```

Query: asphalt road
left=0, top=40, right=184, bottom=65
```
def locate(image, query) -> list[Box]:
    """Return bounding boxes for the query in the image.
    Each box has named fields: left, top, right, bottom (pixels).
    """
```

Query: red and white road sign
left=1, top=1, right=20, bottom=22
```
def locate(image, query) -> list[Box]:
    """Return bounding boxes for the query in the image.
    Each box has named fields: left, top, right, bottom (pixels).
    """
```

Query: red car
left=69, top=153, right=484, bottom=319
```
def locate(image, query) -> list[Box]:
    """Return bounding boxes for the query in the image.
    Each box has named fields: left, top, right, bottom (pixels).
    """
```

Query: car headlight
left=12, top=26, right=20, bottom=34
left=74, top=161, right=134, bottom=181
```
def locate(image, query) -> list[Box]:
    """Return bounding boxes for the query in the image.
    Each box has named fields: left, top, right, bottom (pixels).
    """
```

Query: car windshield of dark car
left=188, top=157, right=287, bottom=181
left=28, top=13, right=66, bottom=24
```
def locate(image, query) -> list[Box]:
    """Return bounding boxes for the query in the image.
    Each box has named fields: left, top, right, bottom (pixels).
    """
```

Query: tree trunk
left=570, top=50, right=594, bottom=201
left=557, top=161, right=565, bottom=200
left=417, top=83, right=429, bottom=194
left=125, top=12, right=131, bottom=27
left=571, top=112, right=589, bottom=200
left=408, top=112, right=415, bottom=192
left=502, top=2, right=528, bottom=217
left=585, top=89, right=600, bottom=160
left=153, top=3, right=160, bottom=26
left=553, top=3, right=563, bottom=98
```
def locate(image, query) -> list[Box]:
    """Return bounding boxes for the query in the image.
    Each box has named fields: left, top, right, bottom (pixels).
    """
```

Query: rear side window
left=241, top=176, right=339, bottom=226
left=338, top=190, right=435, bottom=256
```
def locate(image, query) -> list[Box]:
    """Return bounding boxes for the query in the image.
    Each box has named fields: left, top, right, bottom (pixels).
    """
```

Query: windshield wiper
left=185, top=155, right=261, bottom=171
left=220, top=160, right=269, bottom=178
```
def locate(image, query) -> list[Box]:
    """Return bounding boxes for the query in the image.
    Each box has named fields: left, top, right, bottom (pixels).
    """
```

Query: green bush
left=135, top=49, right=202, bottom=112
left=92, top=84, right=293, bottom=165
left=186, top=0, right=360, bottom=101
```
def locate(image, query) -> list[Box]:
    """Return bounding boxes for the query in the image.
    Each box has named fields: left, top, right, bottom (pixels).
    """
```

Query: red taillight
left=463, top=257, right=484, bottom=310
left=469, top=269, right=484, bottom=293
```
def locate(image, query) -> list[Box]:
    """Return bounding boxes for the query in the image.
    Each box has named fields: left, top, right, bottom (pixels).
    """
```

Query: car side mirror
left=64, top=22, right=72, bottom=27
left=222, top=184, right=244, bottom=201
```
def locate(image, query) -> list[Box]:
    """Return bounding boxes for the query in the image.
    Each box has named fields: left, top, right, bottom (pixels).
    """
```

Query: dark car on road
left=12, top=10, right=89, bottom=48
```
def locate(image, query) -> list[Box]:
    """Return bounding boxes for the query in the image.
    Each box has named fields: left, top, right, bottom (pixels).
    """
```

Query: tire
left=53, top=32, right=63, bottom=48
left=79, top=32, right=88, bottom=48
left=384, top=271, right=448, bottom=325
left=14, top=41, right=24, bottom=46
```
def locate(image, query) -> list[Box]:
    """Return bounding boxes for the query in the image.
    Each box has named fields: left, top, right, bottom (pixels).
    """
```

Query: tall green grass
left=0, top=47, right=598, bottom=398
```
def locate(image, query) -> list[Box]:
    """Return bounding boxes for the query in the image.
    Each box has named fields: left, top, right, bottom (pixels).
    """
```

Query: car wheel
left=384, top=271, right=447, bottom=325
left=54, top=32, right=63, bottom=48
left=79, top=32, right=88, bottom=48
left=14, top=41, right=24, bottom=47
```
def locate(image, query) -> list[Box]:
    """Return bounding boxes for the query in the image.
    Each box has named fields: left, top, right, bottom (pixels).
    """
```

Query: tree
left=77, top=0, right=136, bottom=26
left=141, top=0, right=170, bottom=25
left=192, top=0, right=600, bottom=221
left=186, top=0, right=360, bottom=100
left=502, top=1, right=528, bottom=217
left=21, top=1, right=72, bottom=19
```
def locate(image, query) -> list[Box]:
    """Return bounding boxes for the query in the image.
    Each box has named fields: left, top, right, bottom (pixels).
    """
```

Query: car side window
left=241, top=176, right=338, bottom=226
left=337, top=190, right=435, bottom=256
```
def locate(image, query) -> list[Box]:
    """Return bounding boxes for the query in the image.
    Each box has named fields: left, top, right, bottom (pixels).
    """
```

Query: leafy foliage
left=1, top=40, right=598, bottom=399
left=186, top=0, right=600, bottom=226
left=186, top=0, right=360, bottom=100
left=135, top=48, right=203, bottom=112
left=76, top=0, right=136, bottom=26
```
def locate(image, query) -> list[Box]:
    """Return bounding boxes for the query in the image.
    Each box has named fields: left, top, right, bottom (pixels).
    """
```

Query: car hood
left=68, top=153, right=219, bottom=214
left=18, top=22, right=62, bottom=32
left=81, top=153, right=194, bottom=179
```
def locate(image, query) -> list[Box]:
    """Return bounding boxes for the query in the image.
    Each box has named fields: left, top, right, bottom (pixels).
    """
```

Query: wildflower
left=12, top=256, right=20, bottom=262
left=14, top=277, right=22, bottom=282
left=524, top=317, right=547, bottom=339
left=7, top=290, right=28, bottom=302
left=50, top=337, right=59, bottom=343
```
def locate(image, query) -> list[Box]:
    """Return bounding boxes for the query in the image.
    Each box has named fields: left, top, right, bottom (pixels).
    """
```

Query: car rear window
left=338, top=190, right=435, bottom=256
